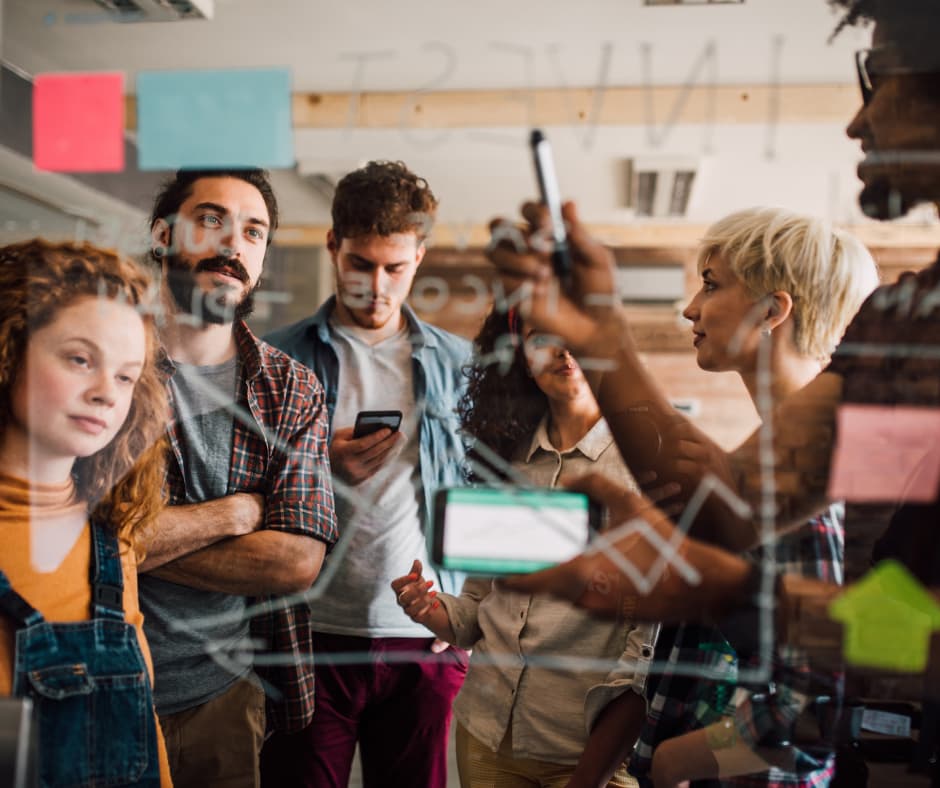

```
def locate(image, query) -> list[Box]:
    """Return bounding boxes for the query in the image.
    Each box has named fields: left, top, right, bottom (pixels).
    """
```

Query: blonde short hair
left=696, top=207, right=879, bottom=360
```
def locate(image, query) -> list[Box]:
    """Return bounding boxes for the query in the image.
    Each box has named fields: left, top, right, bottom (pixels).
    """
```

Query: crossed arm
left=140, top=492, right=262, bottom=572
left=140, top=387, right=337, bottom=597
left=141, top=495, right=326, bottom=595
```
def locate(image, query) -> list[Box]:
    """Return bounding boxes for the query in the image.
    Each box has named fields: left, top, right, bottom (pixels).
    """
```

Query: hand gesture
left=500, top=472, right=752, bottom=623
left=390, top=560, right=459, bottom=644
left=487, top=201, right=623, bottom=357
left=390, top=559, right=439, bottom=624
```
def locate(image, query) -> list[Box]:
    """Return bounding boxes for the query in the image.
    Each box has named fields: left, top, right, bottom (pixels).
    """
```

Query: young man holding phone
left=263, top=160, right=471, bottom=788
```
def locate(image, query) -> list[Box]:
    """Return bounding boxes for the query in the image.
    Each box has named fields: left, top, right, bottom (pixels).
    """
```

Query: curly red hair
left=0, top=239, right=169, bottom=544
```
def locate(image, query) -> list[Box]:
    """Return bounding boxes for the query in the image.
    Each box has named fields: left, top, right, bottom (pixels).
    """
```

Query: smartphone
left=352, top=410, right=403, bottom=439
left=530, top=128, right=572, bottom=280
left=430, top=486, right=600, bottom=575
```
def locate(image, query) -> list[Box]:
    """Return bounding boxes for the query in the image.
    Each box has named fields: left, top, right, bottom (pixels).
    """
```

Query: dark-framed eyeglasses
left=855, top=48, right=873, bottom=106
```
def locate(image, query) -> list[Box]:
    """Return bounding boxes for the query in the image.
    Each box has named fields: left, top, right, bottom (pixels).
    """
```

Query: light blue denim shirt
left=266, top=296, right=470, bottom=594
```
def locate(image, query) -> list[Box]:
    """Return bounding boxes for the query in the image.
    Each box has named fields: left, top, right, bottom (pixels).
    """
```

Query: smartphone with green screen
left=430, top=486, right=600, bottom=575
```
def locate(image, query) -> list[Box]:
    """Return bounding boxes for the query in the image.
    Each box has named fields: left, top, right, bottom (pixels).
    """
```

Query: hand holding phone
left=430, top=486, right=600, bottom=575
left=530, top=129, right=572, bottom=280
left=353, top=410, right=403, bottom=439
left=330, top=412, right=404, bottom=485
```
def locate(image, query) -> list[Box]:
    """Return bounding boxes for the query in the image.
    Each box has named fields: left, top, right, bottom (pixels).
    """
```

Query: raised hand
left=390, top=559, right=458, bottom=644
left=391, top=558, right=439, bottom=623
left=487, top=201, right=625, bottom=358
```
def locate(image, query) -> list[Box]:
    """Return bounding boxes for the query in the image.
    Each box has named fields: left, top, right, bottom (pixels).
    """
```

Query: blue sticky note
left=137, top=68, right=293, bottom=170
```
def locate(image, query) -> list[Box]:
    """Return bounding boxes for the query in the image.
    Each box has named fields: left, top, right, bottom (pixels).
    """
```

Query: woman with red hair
left=0, top=240, right=172, bottom=786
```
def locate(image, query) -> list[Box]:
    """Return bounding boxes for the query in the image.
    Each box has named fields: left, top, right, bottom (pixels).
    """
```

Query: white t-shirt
left=311, top=317, right=438, bottom=637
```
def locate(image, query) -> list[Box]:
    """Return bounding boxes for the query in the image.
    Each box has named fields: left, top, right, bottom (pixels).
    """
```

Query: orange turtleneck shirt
left=0, top=474, right=172, bottom=786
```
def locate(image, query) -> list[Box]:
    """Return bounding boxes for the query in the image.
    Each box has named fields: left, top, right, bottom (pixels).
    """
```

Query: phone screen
left=353, top=410, right=402, bottom=438
left=432, top=487, right=595, bottom=574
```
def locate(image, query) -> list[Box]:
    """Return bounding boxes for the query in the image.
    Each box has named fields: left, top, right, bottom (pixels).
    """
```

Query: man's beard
left=856, top=151, right=940, bottom=221
left=164, top=254, right=257, bottom=325
left=859, top=177, right=914, bottom=221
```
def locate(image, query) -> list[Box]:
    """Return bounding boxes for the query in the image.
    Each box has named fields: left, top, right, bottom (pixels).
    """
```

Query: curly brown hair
left=458, top=308, right=548, bottom=472
left=0, top=239, right=168, bottom=542
left=331, top=160, right=438, bottom=243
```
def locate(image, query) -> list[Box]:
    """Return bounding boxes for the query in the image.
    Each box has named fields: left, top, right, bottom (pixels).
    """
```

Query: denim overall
left=0, top=523, right=161, bottom=787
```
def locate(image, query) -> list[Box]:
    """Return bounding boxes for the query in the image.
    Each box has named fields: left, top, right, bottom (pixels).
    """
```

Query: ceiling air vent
left=626, top=157, right=699, bottom=218
left=90, top=0, right=214, bottom=22
left=615, top=265, right=686, bottom=304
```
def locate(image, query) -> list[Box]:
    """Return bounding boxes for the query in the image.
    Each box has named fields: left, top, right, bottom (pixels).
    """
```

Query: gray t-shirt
left=311, top=317, right=436, bottom=637
left=141, top=357, right=254, bottom=716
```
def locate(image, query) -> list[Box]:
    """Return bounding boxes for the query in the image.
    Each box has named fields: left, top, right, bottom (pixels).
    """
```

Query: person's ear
left=326, top=229, right=340, bottom=266
left=764, top=291, right=793, bottom=332
left=151, top=219, right=171, bottom=259
left=415, top=240, right=426, bottom=269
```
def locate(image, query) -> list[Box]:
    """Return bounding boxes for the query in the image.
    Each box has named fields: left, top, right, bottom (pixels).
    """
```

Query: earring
left=153, top=245, right=166, bottom=259
left=761, top=325, right=772, bottom=338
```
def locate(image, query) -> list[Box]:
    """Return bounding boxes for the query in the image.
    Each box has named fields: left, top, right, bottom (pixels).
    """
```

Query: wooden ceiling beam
left=125, top=83, right=858, bottom=131
left=274, top=222, right=940, bottom=250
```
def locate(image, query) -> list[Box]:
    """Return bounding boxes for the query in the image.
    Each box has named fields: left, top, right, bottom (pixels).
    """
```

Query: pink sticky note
left=33, top=72, right=125, bottom=172
left=828, top=404, right=940, bottom=503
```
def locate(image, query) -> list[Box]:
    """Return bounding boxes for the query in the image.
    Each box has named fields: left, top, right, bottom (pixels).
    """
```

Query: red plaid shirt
left=163, top=321, right=337, bottom=733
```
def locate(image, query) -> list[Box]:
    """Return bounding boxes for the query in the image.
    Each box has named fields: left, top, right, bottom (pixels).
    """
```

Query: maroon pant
left=260, top=633, right=467, bottom=788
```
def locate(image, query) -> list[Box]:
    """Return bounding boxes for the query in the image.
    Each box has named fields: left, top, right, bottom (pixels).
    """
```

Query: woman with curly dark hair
left=457, top=308, right=549, bottom=473
left=394, top=306, right=657, bottom=788
left=0, top=239, right=172, bottom=786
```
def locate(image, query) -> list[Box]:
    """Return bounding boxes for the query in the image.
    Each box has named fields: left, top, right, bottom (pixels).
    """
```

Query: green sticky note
left=829, top=560, right=940, bottom=672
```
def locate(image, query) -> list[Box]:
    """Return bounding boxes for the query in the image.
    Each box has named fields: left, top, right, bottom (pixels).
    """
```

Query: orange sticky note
left=33, top=72, right=125, bottom=172
left=828, top=404, right=940, bottom=503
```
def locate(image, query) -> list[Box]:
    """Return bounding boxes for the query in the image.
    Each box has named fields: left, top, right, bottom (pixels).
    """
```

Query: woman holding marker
left=0, top=240, right=172, bottom=787
left=392, top=306, right=657, bottom=788
left=623, top=208, right=879, bottom=788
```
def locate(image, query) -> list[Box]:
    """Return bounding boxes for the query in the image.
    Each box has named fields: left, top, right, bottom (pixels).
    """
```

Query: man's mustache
left=195, top=256, right=250, bottom=285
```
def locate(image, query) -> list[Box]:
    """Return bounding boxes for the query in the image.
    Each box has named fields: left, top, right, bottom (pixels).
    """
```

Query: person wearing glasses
left=482, top=0, right=940, bottom=784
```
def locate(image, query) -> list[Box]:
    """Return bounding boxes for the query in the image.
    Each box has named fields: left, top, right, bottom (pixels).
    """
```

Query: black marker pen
left=530, top=129, right=573, bottom=280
